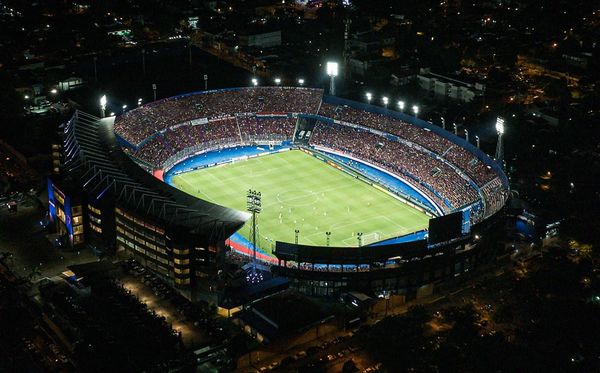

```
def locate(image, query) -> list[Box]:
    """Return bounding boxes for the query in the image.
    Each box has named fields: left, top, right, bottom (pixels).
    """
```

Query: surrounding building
left=417, top=68, right=486, bottom=103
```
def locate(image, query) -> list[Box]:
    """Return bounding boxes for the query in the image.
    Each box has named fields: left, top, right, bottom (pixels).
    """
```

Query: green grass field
left=170, top=150, right=429, bottom=253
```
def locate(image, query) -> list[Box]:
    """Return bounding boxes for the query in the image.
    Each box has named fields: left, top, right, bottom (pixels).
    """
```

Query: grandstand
left=114, top=87, right=509, bottom=236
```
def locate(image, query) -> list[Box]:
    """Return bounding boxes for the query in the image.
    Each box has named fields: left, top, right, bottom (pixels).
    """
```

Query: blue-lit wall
left=47, top=178, right=56, bottom=223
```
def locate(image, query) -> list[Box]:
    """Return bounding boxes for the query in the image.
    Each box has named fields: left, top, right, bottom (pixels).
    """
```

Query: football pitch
left=170, top=150, right=430, bottom=254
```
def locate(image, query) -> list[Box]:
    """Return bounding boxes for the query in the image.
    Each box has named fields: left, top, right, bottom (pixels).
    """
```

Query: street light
left=397, top=100, right=405, bottom=112
left=412, top=105, right=419, bottom=118
left=24, top=95, right=29, bottom=100
left=251, top=78, right=258, bottom=86
left=453, top=123, right=458, bottom=135
left=326, top=61, right=338, bottom=96
left=137, top=98, right=143, bottom=106
left=382, top=96, right=389, bottom=108
left=274, top=78, right=281, bottom=85
left=122, top=104, right=128, bottom=113
left=366, top=92, right=372, bottom=104
left=50, top=88, right=58, bottom=94
left=298, top=78, right=305, bottom=86
left=99, top=95, right=107, bottom=117
left=475, top=135, right=480, bottom=148
left=464, top=129, right=469, bottom=142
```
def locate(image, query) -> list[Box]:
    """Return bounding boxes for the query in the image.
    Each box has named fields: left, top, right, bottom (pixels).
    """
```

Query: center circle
left=276, top=190, right=320, bottom=207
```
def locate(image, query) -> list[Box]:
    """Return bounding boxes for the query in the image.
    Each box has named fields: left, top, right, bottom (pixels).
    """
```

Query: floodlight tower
left=382, top=96, right=389, bottom=109
left=99, top=95, right=107, bottom=118
left=495, top=117, right=505, bottom=167
left=326, top=62, right=339, bottom=96
left=246, top=189, right=263, bottom=283
left=343, top=18, right=352, bottom=77
left=366, top=92, right=372, bottom=104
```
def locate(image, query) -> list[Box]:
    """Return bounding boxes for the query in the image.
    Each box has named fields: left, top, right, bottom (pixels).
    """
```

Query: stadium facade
left=49, top=87, right=509, bottom=303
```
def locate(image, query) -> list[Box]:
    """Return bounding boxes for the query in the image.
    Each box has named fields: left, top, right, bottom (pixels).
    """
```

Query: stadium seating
left=115, top=87, right=507, bottom=219
left=237, top=116, right=297, bottom=142
left=309, top=122, right=480, bottom=210
left=115, top=87, right=323, bottom=145
left=318, top=103, right=500, bottom=185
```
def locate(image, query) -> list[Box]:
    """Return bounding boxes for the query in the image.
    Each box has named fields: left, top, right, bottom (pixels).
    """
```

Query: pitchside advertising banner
left=293, top=117, right=318, bottom=145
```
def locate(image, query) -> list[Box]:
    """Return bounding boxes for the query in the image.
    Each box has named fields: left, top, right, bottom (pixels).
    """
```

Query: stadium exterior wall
left=272, top=236, right=497, bottom=298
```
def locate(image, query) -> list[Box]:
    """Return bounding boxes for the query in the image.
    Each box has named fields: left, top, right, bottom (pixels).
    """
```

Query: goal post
left=361, top=232, right=381, bottom=245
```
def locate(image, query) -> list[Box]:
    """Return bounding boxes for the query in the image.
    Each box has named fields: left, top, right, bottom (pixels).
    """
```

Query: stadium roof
left=274, top=239, right=430, bottom=264
left=62, top=111, right=250, bottom=240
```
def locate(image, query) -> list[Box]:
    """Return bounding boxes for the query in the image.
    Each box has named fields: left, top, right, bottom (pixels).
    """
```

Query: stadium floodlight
left=464, top=129, right=469, bottom=142
left=326, top=61, right=338, bottom=96
left=366, top=92, right=372, bottom=104
left=50, top=88, right=58, bottom=94
left=24, top=95, right=29, bottom=100
left=99, top=95, right=107, bottom=117
left=298, top=78, right=305, bottom=86
left=122, top=104, right=127, bottom=110
left=109, top=112, right=115, bottom=116
left=137, top=98, right=143, bottom=106
left=274, top=78, right=281, bottom=85
left=397, top=100, right=405, bottom=111
left=251, top=78, right=258, bottom=86
left=475, top=135, right=480, bottom=148
left=382, top=96, right=389, bottom=108
left=326, top=61, right=339, bottom=77
left=495, top=117, right=505, bottom=167
left=246, top=189, right=262, bottom=282
left=412, top=105, right=419, bottom=117
left=496, top=117, right=505, bottom=135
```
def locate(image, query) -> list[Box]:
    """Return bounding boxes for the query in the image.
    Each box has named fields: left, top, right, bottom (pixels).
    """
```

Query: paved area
left=120, top=274, right=210, bottom=349
left=0, top=201, right=97, bottom=280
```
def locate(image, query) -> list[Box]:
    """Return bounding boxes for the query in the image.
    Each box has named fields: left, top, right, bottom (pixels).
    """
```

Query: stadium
left=51, top=86, right=509, bottom=301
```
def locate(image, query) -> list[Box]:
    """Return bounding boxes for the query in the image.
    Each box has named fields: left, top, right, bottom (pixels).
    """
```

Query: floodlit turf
left=170, top=150, right=429, bottom=253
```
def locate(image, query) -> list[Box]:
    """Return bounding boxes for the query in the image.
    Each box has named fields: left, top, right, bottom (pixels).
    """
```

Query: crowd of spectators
left=318, top=103, right=497, bottom=186
left=130, top=115, right=299, bottom=166
left=480, top=176, right=509, bottom=218
left=237, top=115, right=296, bottom=142
left=310, top=122, right=480, bottom=210
left=129, top=118, right=240, bottom=165
left=115, top=87, right=323, bottom=145
left=442, top=146, right=497, bottom=185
